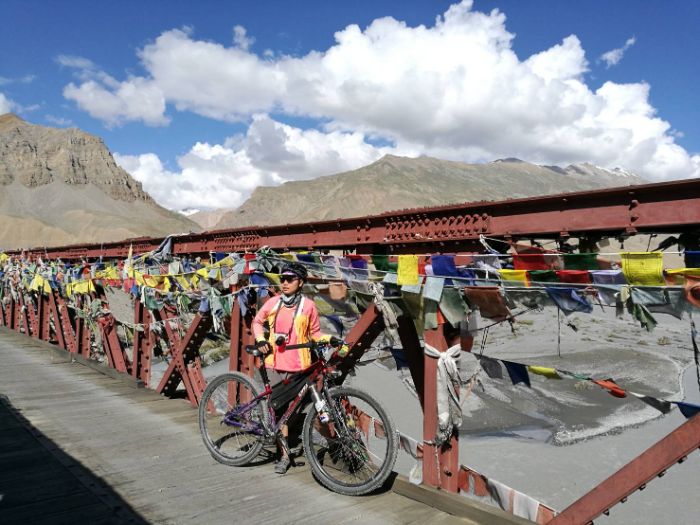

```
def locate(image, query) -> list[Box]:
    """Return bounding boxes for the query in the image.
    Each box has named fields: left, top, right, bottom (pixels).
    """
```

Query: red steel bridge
left=3, top=177, right=700, bottom=525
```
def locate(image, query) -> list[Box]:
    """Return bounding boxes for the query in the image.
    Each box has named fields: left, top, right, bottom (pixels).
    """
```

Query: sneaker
left=274, top=456, right=291, bottom=475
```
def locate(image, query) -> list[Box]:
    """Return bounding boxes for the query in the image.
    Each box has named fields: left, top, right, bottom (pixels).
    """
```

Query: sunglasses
left=280, top=275, right=300, bottom=283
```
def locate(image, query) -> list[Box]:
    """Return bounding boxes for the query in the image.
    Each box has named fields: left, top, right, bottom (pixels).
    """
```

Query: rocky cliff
left=0, top=114, right=198, bottom=249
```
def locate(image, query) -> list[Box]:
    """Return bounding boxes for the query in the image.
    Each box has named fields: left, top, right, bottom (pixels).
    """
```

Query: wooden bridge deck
left=0, top=327, right=473, bottom=525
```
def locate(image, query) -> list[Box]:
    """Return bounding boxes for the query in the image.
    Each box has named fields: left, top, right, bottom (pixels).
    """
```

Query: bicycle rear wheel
left=302, top=386, right=398, bottom=496
left=198, top=372, right=268, bottom=466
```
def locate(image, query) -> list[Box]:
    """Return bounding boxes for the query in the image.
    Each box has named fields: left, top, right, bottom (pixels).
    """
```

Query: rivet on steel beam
left=603, top=510, right=610, bottom=516
left=658, top=470, right=666, bottom=477
left=639, top=483, right=646, bottom=491
left=678, top=455, right=687, bottom=463
left=620, top=497, right=627, bottom=503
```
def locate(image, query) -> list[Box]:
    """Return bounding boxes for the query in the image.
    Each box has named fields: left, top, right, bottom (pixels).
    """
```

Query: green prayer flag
left=563, top=253, right=599, bottom=270
left=527, top=270, right=559, bottom=283
left=372, top=254, right=398, bottom=273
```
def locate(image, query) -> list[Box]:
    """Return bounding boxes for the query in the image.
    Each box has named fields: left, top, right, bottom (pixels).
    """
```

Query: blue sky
left=2, top=0, right=699, bottom=210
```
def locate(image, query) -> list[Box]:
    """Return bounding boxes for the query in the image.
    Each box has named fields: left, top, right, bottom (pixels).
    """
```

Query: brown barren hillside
left=215, top=155, right=644, bottom=229
left=0, top=113, right=198, bottom=250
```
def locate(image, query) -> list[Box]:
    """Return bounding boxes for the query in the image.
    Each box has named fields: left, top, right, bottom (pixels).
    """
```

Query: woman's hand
left=256, top=340, right=272, bottom=355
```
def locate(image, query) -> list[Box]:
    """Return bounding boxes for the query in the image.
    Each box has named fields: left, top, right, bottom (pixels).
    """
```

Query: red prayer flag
left=556, top=270, right=591, bottom=284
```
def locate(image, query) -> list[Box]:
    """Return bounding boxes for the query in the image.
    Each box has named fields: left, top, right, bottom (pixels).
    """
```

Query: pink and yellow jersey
left=252, top=296, right=329, bottom=372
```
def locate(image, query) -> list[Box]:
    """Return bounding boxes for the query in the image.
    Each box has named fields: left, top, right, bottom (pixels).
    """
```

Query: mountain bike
left=198, top=339, right=398, bottom=496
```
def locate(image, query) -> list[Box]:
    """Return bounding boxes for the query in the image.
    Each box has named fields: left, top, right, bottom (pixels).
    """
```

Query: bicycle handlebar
left=284, top=337, right=345, bottom=351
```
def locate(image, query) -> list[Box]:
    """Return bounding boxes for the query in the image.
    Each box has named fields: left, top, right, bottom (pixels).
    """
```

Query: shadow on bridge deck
left=0, top=393, right=148, bottom=524
left=0, top=327, right=474, bottom=525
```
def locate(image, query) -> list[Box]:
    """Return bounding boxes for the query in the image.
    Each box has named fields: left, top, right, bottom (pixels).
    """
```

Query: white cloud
left=63, top=77, right=169, bottom=127
left=233, top=25, right=254, bottom=50
left=600, top=36, right=636, bottom=68
left=115, top=114, right=398, bottom=210
left=55, top=54, right=96, bottom=70
left=45, top=114, right=73, bottom=126
left=0, top=74, right=36, bottom=86
left=0, top=92, right=16, bottom=113
left=66, top=1, right=700, bottom=182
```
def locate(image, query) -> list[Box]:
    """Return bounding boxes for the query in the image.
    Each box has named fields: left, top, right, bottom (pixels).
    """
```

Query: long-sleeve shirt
left=252, top=296, right=328, bottom=372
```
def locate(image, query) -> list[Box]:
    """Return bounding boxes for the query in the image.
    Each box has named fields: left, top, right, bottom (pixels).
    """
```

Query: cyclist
left=252, top=261, right=347, bottom=474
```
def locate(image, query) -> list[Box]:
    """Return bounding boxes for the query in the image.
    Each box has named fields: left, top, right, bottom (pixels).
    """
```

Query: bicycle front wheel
left=302, top=386, right=398, bottom=496
left=198, top=372, right=268, bottom=466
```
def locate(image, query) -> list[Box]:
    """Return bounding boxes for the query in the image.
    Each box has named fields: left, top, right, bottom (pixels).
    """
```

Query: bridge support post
left=228, top=299, right=256, bottom=403
left=26, top=293, right=39, bottom=338
left=422, top=323, right=460, bottom=493
left=156, top=311, right=212, bottom=406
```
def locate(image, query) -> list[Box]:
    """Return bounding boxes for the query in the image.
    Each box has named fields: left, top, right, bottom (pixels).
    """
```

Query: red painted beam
left=8, top=178, right=700, bottom=260
left=422, top=324, right=460, bottom=493
left=548, top=413, right=700, bottom=525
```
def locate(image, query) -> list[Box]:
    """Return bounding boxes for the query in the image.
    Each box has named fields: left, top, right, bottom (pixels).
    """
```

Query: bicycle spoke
left=303, top=386, right=397, bottom=495
left=198, top=373, right=268, bottom=466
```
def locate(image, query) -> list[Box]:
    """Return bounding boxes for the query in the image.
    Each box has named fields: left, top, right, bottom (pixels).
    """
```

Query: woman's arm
left=252, top=297, right=275, bottom=342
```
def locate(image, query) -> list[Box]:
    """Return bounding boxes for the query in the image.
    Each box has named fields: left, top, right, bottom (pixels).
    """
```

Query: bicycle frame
left=223, top=353, right=330, bottom=438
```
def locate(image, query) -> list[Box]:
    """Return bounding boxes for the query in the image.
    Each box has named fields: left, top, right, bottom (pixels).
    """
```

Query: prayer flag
left=479, top=356, right=504, bottom=379
left=675, top=401, right=700, bottom=419
left=423, top=276, right=445, bottom=302
left=629, top=392, right=672, bottom=414
left=545, top=287, right=593, bottom=315
left=527, top=366, right=561, bottom=379
left=620, top=252, right=664, bottom=285
left=685, top=251, right=700, bottom=268
left=556, top=270, right=591, bottom=284
left=527, top=270, right=558, bottom=284
left=590, top=269, right=627, bottom=285
left=463, top=286, right=510, bottom=321
left=397, top=255, right=419, bottom=286
left=563, top=253, right=599, bottom=270
left=512, top=250, right=549, bottom=271
left=592, top=378, right=627, bottom=398
left=431, top=254, right=459, bottom=281
left=498, top=269, right=529, bottom=287
left=502, top=360, right=531, bottom=387
left=371, top=254, right=398, bottom=273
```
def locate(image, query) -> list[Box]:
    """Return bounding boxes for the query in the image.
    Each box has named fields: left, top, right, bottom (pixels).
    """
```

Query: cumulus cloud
left=233, top=25, right=255, bottom=50
left=0, top=92, right=16, bottom=114
left=115, top=114, right=396, bottom=210
left=67, top=1, right=700, bottom=182
left=600, top=37, right=636, bottom=68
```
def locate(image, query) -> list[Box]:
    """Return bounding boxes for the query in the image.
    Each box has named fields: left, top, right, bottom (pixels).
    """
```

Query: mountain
left=187, top=209, right=232, bottom=230
left=214, top=155, right=646, bottom=229
left=0, top=114, right=198, bottom=250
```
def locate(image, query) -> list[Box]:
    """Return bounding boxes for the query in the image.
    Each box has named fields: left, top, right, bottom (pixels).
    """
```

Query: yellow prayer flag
left=265, top=272, right=281, bottom=285
left=175, top=275, right=191, bottom=290
left=666, top=268, right=700, bottom=277
left=527, top=366, right=561, bottom=379
left=143, top=275, right=161, bottom=288
left=620, top=252, right=664, bottom=285
left=135, top=271, right=145, bottom=286
left=29, top=275, right=44, bottom=292
left=196, top=267, right=210, bottom=279
left=0, top=252, right=8, bottom=264
left=498, top=269, right=530, bottom=287
left=397, top=255, right=419, bottom=286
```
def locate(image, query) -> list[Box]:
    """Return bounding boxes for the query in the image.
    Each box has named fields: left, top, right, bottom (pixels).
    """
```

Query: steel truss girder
left=10, top=178, right=700, bottom=260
